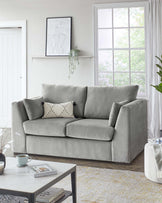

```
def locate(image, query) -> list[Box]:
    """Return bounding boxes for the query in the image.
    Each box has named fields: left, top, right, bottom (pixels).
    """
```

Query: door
left=0, top=27, right=26, bottom=127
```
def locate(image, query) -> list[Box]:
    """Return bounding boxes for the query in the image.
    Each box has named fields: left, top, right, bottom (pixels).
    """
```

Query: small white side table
left=144, top=142, right=162, bottom=183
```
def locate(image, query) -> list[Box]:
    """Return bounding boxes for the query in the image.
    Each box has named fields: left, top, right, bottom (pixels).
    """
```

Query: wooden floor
left=28, top=151, right=144, bottom=173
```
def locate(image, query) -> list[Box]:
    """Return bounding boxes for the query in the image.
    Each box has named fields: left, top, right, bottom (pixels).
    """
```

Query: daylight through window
left=95, top=4, right=146, bottom=97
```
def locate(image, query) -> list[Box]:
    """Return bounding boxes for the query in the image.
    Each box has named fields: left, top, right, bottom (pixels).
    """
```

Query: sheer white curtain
left=147, top=0, right=162, bottom=138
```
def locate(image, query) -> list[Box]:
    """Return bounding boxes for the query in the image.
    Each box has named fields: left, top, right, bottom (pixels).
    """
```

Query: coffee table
left=0, top=157, right=77, bottom=203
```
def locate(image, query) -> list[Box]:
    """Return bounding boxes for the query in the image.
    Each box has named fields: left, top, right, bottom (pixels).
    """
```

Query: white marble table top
left=0, top=157, right=76, bottom=194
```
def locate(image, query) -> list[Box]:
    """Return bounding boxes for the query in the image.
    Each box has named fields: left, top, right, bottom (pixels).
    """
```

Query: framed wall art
left=45, top=17, right=72, bottom=56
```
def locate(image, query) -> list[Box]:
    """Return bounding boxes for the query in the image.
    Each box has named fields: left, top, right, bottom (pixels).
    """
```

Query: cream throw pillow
left=42, top=101, right=74, bottom=118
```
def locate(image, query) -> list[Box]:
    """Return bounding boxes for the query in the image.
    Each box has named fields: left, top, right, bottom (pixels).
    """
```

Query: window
left=94, top=3, right=147, bottom=97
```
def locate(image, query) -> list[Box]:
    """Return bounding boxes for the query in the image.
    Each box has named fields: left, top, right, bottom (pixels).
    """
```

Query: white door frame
left=0, top=20, right=27, bottom=98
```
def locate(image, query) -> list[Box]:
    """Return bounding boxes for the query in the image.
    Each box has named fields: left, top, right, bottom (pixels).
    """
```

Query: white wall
left=0, top=0, right=142, bottom=97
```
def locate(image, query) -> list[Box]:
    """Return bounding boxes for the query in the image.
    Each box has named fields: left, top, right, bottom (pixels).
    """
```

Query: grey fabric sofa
left=12, top=84, right=147, bottom=163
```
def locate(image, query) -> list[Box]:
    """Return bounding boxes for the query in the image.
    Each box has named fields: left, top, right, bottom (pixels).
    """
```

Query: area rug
left=55, top=166, right=162, bottom=203
left=0, top=166, right=162, bottom=203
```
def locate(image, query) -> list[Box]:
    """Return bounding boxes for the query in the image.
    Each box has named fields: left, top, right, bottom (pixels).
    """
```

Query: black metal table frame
left=0, top=166, right=76, bottom=203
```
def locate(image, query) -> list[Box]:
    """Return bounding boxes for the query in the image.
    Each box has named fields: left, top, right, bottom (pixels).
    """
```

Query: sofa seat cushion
left=23, top=118, right=78, bottom=137
left=66, top=119, right=114, bottom=141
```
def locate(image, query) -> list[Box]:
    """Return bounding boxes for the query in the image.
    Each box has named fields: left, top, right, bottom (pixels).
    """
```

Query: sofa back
left=42, top=84, right=87, bottom=118
left=84, top=85, right=138, bottom=119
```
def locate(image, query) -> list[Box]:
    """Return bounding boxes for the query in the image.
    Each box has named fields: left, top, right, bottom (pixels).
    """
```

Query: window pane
left=98, top=73, right=113, bottom=86
left=96, top=6, right=146, bottom=97
left=98, top=50, right=113, bottom=71
left=114, top=8, right=128, bottom=27
left=114, top=73, right=129, bottom=86
left=98, top=29, right=112, bottom=48
left=98, top=9, right=112, bottom=28
left=131, top=73, right=146, bottom=95
left=130, top=7, right=144, bottom=27
left=114, top=50, right=129, bottom=71
left=114, top=29, right=129, bottom=48
left=131, top=50, right=145, bottom=72
left=130, top=28, right=145, bottom=48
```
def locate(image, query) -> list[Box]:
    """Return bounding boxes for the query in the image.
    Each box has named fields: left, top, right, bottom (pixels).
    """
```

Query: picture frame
left=45, top=17, right=72, bottom=56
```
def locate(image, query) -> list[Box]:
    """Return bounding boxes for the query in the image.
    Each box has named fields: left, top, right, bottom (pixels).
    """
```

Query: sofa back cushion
left=84, top=85, right=138, bottom=119
left=42, top=84, right=87, bottom=118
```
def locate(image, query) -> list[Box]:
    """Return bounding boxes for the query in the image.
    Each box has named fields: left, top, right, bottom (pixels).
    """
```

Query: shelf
left=55, top=190, right=72, bottom=203
left=32, top=56, right=93, bottom=60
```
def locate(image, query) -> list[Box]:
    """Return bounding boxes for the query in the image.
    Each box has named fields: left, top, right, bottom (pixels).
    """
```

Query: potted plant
left=0, top=128, right=12, bottom=170
left=68, top=48, right=80, bottom=78
left=151, top=55, right=162, bottom=137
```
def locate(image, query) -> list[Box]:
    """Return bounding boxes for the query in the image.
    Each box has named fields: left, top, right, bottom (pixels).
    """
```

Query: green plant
left=151, top=55, right=162, bottom=93
left=68, top=49, right=80, bottom=79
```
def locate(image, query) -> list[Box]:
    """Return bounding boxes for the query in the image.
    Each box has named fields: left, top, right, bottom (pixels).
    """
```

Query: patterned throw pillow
left=42, top=101, right=74, bottom=118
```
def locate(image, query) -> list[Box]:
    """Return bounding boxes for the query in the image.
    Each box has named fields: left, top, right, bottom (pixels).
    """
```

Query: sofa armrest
left=112, top=99, right=148, bottom=163
left=12, top=101, right=28, bottom=153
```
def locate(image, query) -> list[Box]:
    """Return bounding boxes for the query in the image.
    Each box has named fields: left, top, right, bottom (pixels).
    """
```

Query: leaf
left=155, top=56, right=162, bottom=63
left=156, top=64, right=162, bottom=70
left=152, top=84, right=162, bottom=93
left=157, top=71, right=162, bottom=78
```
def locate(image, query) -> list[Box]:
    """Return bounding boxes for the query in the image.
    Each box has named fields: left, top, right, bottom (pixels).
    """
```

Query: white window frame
left=94, top=2, right=148, bottom=98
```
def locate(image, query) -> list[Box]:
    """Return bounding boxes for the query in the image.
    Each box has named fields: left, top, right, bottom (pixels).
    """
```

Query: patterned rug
left=0, top=166, right=162, bottom=203
left=55, top=166, right=162, bottom=203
